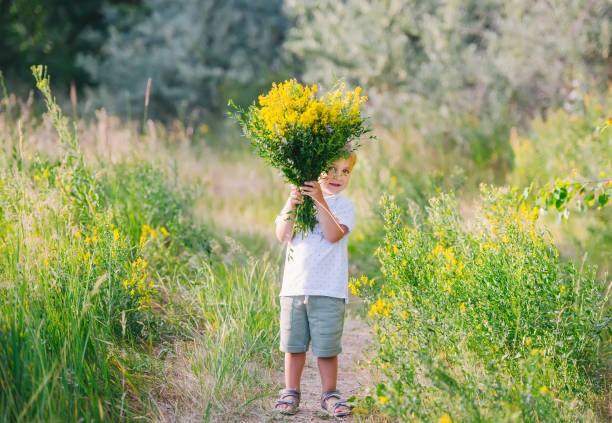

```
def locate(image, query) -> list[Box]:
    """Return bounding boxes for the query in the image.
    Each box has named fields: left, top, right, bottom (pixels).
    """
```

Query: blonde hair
left=348, top=151, right=357, bottom=170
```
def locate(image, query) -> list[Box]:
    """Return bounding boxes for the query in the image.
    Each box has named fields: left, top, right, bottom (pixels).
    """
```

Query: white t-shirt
left=277, top=194, right=354, bottom=303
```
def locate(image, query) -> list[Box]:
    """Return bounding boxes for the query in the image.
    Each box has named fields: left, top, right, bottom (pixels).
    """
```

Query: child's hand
left=288, top=185, right=304, bottom=209
left=300, top=181, right=324, bottom=204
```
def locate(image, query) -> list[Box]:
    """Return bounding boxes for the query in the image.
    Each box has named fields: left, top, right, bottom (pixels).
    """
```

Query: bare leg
left=317, top=355, right=350, bottom=414
left=277, top=352, right=306, bottom=412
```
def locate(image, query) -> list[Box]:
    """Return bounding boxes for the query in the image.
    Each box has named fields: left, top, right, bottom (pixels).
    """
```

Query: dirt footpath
left=237, top=312, right=375, bottom=423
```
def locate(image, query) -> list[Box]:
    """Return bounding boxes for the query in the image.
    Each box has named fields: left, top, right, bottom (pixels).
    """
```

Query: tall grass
left=2, top=65, right=610, bottom=421
left=0, top=67, right=283, bottom=421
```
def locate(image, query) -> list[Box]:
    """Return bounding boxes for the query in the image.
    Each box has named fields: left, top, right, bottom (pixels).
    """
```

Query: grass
left=0, top=67, right=610, bottom=422
left=0, top=67, right=284, bottom=422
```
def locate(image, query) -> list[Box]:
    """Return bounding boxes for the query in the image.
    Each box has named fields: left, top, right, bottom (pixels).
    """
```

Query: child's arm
left=300, top=181, right=347, bottom=243
left=275, top=185, right=303, bottom=243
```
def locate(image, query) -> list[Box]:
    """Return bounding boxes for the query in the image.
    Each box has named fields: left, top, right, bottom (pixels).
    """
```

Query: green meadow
left=1, top=1, right=611, bottom=420
left=0, top=67, right=609, bottom=422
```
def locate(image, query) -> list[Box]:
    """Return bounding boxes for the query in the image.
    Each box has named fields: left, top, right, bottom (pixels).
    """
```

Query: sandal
left=321, top=389, right=353, bottom=417
left=274, top=388, right=301, bottom=415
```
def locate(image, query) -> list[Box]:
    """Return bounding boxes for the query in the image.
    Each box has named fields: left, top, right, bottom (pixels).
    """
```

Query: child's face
left=319, top=157, right=352, bottom=196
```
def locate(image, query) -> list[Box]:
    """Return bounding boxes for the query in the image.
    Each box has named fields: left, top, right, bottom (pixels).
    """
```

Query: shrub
left=510, top=90, right=612, bottom=274
left=79, top=0, right=290, bottom=120
left=354, top=187, right=610, bottom=421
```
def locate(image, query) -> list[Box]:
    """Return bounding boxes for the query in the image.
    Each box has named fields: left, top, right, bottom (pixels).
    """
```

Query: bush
left=510, top=90, right=612, bottom=274
left=354, top=187, right=610, bottom=421
left=0, top=68, right=217, bottom=420
left=79, top=0, right=290, bottom=121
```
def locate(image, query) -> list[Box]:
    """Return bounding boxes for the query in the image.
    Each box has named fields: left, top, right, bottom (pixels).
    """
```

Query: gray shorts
left=279, top=295, right=346, bottom=358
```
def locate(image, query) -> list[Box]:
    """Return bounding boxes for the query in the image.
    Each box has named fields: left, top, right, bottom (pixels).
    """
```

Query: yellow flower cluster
left=518, top=202, right=540, bottom=221
left=255, top=79, right=368, bottom=139
left=349, top=275, right=373, bottom=295
left=122, top=257, right=156, bottom=306
left=139, top=224, right=169, bottom=248
left=369, top=298, right=391, bottom=318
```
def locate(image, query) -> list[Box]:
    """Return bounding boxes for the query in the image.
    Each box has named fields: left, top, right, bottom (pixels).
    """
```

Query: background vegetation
left=0, top=0, right=611, bottom=421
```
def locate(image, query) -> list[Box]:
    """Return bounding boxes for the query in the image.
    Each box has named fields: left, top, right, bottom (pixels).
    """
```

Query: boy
left=273, top=152, right=356, bottom=417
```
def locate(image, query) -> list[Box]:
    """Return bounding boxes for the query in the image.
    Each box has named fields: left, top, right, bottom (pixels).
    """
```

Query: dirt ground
left=235, top=310, right=377, bottom=423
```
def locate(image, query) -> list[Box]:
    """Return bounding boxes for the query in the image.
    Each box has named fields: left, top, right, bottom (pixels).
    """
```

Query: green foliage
left=0, top=69, right=281, bottom=420
left=80, top=0, right=289, bottom=121
left=97, top=161, right=211, bottom=254
left=0, top=0, right=139, bottom=90
left=285, top=0, right=611, bottom=172
left=354, top=188, right=610, bottom=421
left=511, top=91, right=612, bottom=273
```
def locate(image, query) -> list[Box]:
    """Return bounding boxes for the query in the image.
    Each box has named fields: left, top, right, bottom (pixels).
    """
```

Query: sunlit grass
left=0, top=67, right=284, bottom=422
left=1, top=66, right=610, bottom=421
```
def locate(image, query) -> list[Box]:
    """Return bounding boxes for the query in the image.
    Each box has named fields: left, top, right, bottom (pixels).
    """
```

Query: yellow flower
left=368, top=298, right=391, bottom=318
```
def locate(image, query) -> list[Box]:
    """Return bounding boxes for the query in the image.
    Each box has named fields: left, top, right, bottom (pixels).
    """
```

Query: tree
left=79, top=0, right=290, bottom=121
left=0, top=0, right=140, bottom=90
left=285, top=0, right=612, bottom=129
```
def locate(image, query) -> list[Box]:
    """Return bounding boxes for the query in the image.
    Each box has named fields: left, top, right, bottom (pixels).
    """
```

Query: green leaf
left=585, top=192, right=595, bottom=207
left=598, top=192, right=609, bottom=208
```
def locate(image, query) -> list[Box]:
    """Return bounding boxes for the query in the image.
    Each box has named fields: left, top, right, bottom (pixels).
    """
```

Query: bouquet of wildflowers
left=229, top=79, right=370, bottom=236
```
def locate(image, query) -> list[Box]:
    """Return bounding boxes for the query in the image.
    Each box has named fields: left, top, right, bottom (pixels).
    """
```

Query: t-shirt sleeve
left=334, top=197, right=355, bottom=234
